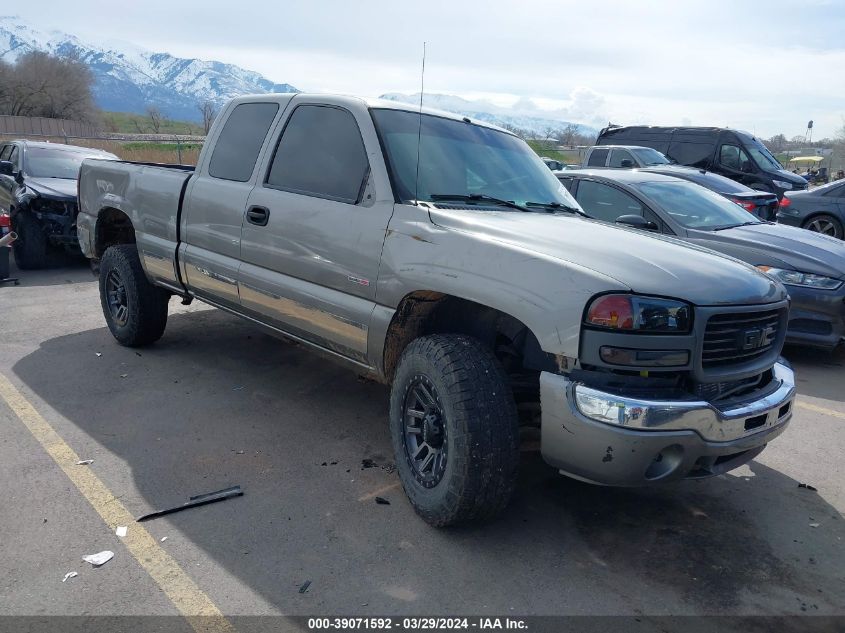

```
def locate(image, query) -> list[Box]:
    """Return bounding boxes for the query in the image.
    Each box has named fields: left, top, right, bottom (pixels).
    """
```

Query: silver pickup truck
left=78, top=94, right=795, bottom=526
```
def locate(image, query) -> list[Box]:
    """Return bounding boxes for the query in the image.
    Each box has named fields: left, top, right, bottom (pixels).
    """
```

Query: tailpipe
left=0, top=231, right=18, bottom=248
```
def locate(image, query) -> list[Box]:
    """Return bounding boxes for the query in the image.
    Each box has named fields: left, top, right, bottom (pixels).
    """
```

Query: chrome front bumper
left=540, top=362, right=795, bottom=486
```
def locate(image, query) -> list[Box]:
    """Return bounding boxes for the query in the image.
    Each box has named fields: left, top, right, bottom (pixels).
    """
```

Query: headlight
left=757, top=266, right=843, bottom=290
left=585, top=294, right=692, bottom=333
left=772, top=180, right=793, bottom=190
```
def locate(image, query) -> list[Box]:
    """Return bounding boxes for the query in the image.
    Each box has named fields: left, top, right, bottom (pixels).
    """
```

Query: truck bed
left=77, top=159, right=195, bottom=291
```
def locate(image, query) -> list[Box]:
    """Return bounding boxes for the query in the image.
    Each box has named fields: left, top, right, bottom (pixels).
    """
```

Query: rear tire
left=12, top=213, right=47, bottom=270
left=99, top=244, right=170, bottom=346
left=389, top=334, right=520, bottom=527
left=802, top=214, right=843, bottom=240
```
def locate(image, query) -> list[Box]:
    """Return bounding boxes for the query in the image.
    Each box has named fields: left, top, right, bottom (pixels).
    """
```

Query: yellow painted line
left=0, top=373, right=236, bottom=633
left=796, top=399, right=845, bottom=420
left=358, top=482, right=401, bottom=502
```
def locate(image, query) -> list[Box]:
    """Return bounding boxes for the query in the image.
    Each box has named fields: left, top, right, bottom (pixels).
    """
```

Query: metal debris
left=136, top=485, right=243, bottom=522
left=62, top=572, right=77, bottom=582
left=809, top=523, right=820, bottom=528
left=82, top=551, right=114, bottom=567
left=798, top=483, right=818, bottom=492
left=76, top=459, right=94, bottom=466
left=160, top=536, right=168, bottom=542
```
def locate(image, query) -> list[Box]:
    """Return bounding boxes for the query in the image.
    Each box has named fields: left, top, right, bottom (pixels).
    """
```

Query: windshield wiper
left=429, top=194, right=529, bottom=212
left=713, top=221, right=761, bottom=231
left=525, top=201, right=587, bottom=216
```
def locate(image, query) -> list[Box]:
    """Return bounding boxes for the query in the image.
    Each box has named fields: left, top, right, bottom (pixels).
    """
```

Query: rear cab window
left=208, top=102, right=280, bottom=181
left=266, top=105, right=369, bottom=204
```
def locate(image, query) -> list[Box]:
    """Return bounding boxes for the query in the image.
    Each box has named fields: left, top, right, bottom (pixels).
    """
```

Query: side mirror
left=0, top=161, right=13, bottom=177
left=620, top=159, right=635, bottom=168
left=616, top=214, right=658, bottom=231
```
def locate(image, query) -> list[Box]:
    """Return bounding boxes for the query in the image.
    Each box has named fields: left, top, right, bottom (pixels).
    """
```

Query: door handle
left=247, top=205, right=270, bottom=226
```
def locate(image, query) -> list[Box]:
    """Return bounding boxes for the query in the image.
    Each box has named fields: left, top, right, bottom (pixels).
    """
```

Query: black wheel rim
left=402, top=374, right=448, bottom=488
left=807, top=218, right=838, bottom=236
left=105, top=269, right=129, bottom=326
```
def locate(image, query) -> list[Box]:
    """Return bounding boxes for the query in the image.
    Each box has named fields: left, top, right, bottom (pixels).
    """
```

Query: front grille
left=702, top=309, right=782, bottom=368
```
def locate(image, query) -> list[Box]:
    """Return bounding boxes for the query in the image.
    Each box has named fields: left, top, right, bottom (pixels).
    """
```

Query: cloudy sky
left=15, top=0, right=845, bottom=138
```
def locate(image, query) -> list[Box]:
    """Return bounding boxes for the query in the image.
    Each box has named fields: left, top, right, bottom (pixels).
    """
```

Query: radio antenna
left=413, top=42, right=426, bottom=205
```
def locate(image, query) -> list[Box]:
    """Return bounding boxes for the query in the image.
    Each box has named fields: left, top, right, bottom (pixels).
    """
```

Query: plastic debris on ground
left=375, top=497, right=391, bottom=505
left=82, top=551, right=114, bottom=567
left=160, top=536, right=168, bottom=542
left=76, top=459, right=94, bottom=466
left=62, top=572, right=77, bottom=582
left=115, top=526, right=127, bottom=537
left=798, top=483, right=818, bottom=491
left=95, top=353, right=102, bottom=357
left=136, top=485, right=243, bottom=522
left=299, top=580, right=312, bottom=593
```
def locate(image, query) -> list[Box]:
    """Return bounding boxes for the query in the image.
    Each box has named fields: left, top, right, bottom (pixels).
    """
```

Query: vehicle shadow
left=782, top=344, right=845, bottom=403
left=3, top=256, right=92, bottom=288
left=11, top=310, right=845, bottom=617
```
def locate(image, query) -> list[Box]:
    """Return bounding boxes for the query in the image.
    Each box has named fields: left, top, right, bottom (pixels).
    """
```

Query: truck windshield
left=26, top=148, right=111, bottom=179
left=371, top=108, right=578, bottom=210
left=631, top=147, right=671, bottom=166
left=746, top=142, right=783, bottom=171
left=635, top=180, right=763, bottom=230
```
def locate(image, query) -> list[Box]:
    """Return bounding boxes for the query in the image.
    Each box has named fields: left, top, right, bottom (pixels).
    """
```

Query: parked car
left=541, top=157, right=564, bottom=170
left=639, top=165, right=779, bottom=220
left=777, top=179, right=845, bottom=240
left=558, top=169, right=845, bottom=350
left=78, top=94, right=795, bottom=526
left=595, top=126, right=808, bottom=197
left=583, top=145, right=672, bottom=169
left=0, top=140, right=118, bottom=269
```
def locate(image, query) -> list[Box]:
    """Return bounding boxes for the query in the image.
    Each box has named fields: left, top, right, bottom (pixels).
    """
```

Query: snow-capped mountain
left=379, top=92, right=597, bottom=138
left=0, top=16, right=298, bottom=121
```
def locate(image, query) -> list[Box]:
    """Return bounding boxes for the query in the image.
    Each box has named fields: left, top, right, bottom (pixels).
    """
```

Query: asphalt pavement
left=0, top=258, right=843, bottom=628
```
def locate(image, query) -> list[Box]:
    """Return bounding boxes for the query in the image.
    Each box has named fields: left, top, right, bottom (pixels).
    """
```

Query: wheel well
left=382, top=291, right=548, bottom=382
left=802, top=211, right=842, bottom=224
left=95, top=208, right=135, bottom=258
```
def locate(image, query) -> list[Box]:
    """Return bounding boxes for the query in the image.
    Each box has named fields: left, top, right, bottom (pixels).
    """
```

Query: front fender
left=375, top=205, right=629, bottom=359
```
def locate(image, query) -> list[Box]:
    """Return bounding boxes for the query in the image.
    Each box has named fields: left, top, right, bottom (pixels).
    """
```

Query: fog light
left=599, top=346, right=689, bottom=367
left=574, top=387, right=647, bottom=426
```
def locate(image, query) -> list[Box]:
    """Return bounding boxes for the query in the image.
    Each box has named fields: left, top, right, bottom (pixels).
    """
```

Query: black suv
left=0, top=140, right=117, bottom=269
left=596, top=126, right=808, bottom=198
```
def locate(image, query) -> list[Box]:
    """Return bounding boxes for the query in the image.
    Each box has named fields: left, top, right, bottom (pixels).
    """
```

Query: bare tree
left=0, top=51, right=97, bottom=122
left=146, top=106, right=163, bottom=134
left=197, top=100, right=218, bottom=134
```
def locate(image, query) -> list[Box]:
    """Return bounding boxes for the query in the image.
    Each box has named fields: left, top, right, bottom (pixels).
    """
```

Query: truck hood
left=428, top=209, right=786, bottom=306
left=26, top=177, right=77, bottom=200
left=687, top=223, right=845, bottom=280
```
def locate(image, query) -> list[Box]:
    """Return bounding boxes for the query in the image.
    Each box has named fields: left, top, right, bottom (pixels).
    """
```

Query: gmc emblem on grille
left=741, top=325, right=776, bottom=350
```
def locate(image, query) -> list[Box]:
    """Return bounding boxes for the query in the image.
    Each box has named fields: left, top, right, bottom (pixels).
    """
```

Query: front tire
left=389, top=334, right=520, bottom=527
left=99, top=244, right=170, bottom=346
left=12, top=213, right=47, bottom=270
left=802, top=214, right=843, bottom=239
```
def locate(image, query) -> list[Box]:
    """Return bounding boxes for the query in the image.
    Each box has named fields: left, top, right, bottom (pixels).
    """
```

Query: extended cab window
left=9, top=147, right=20, bottom=171
left=267, top=105, right=369, bottom=204
left=0, top=145, right=11, bottom=161
left=575, top=180, right=643, bottom=222
left=719, top=144, right=750, bottom=172
left=208, top=102, right=279, bottom=182
left=587, top=148, right=609, bottom=167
